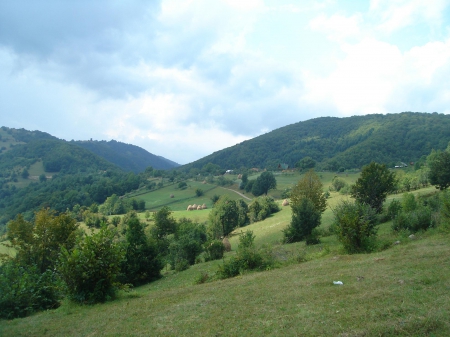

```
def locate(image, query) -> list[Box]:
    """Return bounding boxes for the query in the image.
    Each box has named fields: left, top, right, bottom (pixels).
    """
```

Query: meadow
left=2, top=171, right=449, bottom=336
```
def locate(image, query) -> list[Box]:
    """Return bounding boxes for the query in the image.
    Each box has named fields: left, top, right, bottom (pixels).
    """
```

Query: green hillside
left=75, top=139, right=179, bottom=173
left=180, top=112, right=450, bottom=171
left=2, top=187, right=449, bottom=336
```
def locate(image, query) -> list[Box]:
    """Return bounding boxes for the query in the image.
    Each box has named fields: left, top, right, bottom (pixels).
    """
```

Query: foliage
left=283, top=198, right=321, bottom=244
left=290, top=170, right=327, bottom=214
left=120, top=213, right=162, bottom=286
left=204, top=240, right=225, bottom=261
left=401, top=192, right=418, bottom=213
left=248, top=196, right=280, bottom=223
left=333, top=200, right=378, bottom=253
left=386, top=199, right=402, bottom=220
left=392, top=206, right=435, bottom=232
left=58, top=225, right=126, bottom=304
left=351, top=162, right=396, bottom=213
left=5, top=209, right=78, bottom=273
left=168, top=218, right=207, bottom=271
left=236, top=199, right=250, bottom=227
left=0, top=260, right=61, bottom=319
left=331, top=176, right=347, bottom=192
left=195, top=188, right=204, bottom=197
left=428, top=150, right=450, bottom=190
left=251, top=171, right=277, bottom=196
left=296, top=156, right=316, bottom=171
left=151, top=206, right=177, bottom=240
left=180, top=112, right=450, bottom=174
left=208, top=196, right=239, bottom=239
left=217, top=230, right=273, bottom=279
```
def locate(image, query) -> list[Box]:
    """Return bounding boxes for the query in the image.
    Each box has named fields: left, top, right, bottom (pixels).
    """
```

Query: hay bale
left=202, top=180, right=207, bottom=184
left=222, top=237, right=231, bottom=252
left=187, top=205, right=192, bottom=211
left=202, top=203, right=207, bottom=209
left=282, top=199, right=289, bottom=206
left=170, top=194, right=174, bottom=198
left=237, top=174, right=242, bottom=179
left=197, top=205, right=202, bottom=210
left=192, top=204, right=198, bottom=210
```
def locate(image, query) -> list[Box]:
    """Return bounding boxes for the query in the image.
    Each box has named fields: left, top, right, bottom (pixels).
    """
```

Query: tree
left=290, top=170, right=327, bottom=214
left=252, top=171, right=277, bottom=196
left=152, top=206, right=177, bottom=240
left=208, top=196, right=239, bottom=239
left=428, top=150, right=450, bottom=190
left=286, top=170, right=326, bottom=243
left=283, top=198, right=321, bottom=244
left=333, top=200, right=378, bottom=253
left=296, top=156, right=316, bottom=171
left=120, top=213, right=162, bottom=286
left=351, top=162, right=396, bottom=213
left=5, top=209, right=78, bottom=273
left=58, top=225, right=125, bottom=304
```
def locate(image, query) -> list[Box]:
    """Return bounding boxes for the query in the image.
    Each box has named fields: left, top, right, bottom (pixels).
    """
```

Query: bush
left=248, top=196, right=280, bottom=223
left=204, top=240, right=225, bottom=261
left=283, top=198, right=321, bottom=244
left=0, top=261, right=61, bottom=319
left=195, top=188, right=204, bottom=197
left=333, top=201, right=378, bottom=253
left=392, top=206, right=435, bottom=232
left=217, top=231, right=273, bottom=279
left=58, top=225, right=126, bottom=304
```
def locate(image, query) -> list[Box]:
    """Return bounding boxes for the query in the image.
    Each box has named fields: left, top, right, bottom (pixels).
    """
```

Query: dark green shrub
left=58, top=225, right=125, bottom=304
left=392, top=206, right=435, bottom=232
left=217, top=231, right=273, bottom=279
left=401, top=193, right=417, bottom=212
left=283, top=198, right=321, bottom=244
left=248, top=196, right=280, bottom=223
left=387, top=199, right=402, bottom=220
left=204, top=240, right=225, bottom=261
left=120, top=214, right=162, bottom=286
left=0, top=261, right=61, bottom=319
left=333, top=201, right=378, bottom=253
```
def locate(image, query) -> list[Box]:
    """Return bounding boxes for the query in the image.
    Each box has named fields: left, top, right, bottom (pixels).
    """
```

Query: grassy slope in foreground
left=1, top=229, right=449, bottom=336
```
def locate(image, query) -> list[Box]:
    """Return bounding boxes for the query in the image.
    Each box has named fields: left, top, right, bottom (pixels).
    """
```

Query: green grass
left=3, top=177, right=449, bottom=336
left=125, top=180, right=250, bottom=212
left=2, top=227, right=449, bottom=336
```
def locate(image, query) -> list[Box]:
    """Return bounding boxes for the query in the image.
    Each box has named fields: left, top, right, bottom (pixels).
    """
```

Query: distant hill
left=74, top=140, right=179, bottom=173
left=0, top=126, right=177, bottom=229
left=180, top=112, right=450, bottom=171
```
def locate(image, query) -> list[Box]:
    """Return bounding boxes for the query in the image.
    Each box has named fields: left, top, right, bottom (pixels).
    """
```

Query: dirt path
left=220, top=187, right=252, bottom=201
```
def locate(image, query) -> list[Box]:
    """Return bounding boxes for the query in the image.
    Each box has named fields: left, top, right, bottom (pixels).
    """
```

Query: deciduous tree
left=351, top=162, right=396, bottom=213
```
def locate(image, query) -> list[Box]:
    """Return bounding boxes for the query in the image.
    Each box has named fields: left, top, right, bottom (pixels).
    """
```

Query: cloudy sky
left=1, top=0, right=450, bottom=164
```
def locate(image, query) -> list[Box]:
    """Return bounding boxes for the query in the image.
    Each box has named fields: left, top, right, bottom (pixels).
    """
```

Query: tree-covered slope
left=74, top=140, right=179, bottom=173
left=0, top=127, right=148, bottom=229
left=180, top=112, right=450, bottom=171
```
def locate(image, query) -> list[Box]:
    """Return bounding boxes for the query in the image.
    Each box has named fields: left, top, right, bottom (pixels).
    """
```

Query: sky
left=1, top=0, right=450, bottom=164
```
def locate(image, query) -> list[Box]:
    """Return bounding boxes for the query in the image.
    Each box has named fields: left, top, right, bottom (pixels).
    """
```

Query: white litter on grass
left=333, top=281, right=343, bottom=285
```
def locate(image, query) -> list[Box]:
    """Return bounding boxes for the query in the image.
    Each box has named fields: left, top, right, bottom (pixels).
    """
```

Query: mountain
left=74, top=140, right=179, bottom=173
left=0, top=126, right=177, bottom=229
left=181, top=112, right=450, bottom=171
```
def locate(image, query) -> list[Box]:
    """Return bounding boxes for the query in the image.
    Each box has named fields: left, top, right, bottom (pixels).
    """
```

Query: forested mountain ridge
left=181, top=112, right=450, bottom=171
left=74, top=139, right=179, bottom=173
left=0, top=126, right=175, bottom=230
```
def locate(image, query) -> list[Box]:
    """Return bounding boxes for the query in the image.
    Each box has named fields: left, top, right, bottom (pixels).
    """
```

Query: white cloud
left=370, top=0, right=449, bottom=33
left=310, top=13, right=363, bottom=42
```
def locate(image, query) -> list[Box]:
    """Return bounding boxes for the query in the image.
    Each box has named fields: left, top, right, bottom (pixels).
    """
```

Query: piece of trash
left=333, top=281, right=343, bottom=285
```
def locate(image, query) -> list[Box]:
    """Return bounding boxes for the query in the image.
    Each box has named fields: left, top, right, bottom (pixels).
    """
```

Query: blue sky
left=1, top=0, right=450, bottom=164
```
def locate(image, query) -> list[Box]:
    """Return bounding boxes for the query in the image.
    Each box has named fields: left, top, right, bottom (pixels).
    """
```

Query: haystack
left=202, top=203, right=207, bottom=209
left=222, top=237, right=231, bottom=252
left=197, top=205, right=202, bottom=210
left=192, top=204, right=198, bottom=209
left=237, top=174, right=242, bottom=179
left=282, top=199, right=289, bottom=206
left=170, top=194, right=174, bottom=198
left=187, top=205, right=193, bottom=211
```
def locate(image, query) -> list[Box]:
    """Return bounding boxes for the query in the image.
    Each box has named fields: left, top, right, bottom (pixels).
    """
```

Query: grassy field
left=3, top=173, right=449, bottom=336
left=2, top=224, right=448, bottom=336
